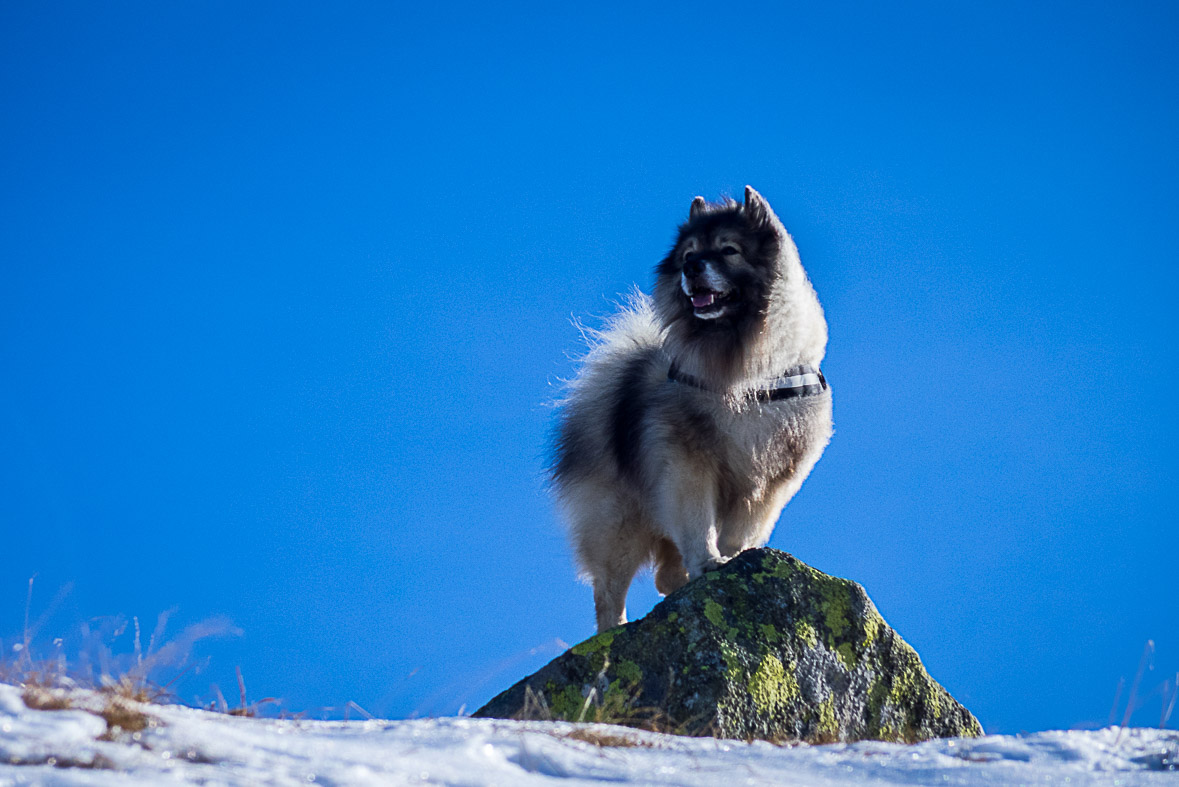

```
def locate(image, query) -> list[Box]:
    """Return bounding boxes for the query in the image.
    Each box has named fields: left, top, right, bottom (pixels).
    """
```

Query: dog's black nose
left=683, top=257, right=704, bottom=278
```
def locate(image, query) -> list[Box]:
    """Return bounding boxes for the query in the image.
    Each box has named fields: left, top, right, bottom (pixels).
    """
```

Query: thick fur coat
left=553, top=187, right=833, bottom=632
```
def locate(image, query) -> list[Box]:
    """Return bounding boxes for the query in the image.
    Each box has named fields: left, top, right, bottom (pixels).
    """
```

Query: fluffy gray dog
left=553, top=187, right=832, bottom=632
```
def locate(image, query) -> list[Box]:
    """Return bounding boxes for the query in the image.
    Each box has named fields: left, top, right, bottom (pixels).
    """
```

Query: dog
left=552, top=186, right=833, bottom=632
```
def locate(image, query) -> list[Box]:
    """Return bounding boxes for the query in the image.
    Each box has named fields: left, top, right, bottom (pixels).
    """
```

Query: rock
left=474, top=548, right=981, bottom=743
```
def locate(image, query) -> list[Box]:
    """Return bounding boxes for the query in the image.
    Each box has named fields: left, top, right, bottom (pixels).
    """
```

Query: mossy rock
left=473, top=548, right=981, bottom=743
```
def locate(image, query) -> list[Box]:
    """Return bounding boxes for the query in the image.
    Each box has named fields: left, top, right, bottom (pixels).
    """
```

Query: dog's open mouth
left=689, top=289, right=735, bottom=319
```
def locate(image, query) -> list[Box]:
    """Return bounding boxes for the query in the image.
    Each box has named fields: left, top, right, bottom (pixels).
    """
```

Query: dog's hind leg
left=565, top=483, right=648, bottom=632
left=588, top=540, right=647, bottom=632
left=653, top=538, right=689, bottom=595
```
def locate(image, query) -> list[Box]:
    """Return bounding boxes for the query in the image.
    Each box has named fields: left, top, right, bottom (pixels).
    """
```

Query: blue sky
left=1, top=2, right=1176, bottom=733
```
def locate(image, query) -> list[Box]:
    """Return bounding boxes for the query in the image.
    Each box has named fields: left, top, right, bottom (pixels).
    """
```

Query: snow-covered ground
left=1, top=684, right=1175, bottom=786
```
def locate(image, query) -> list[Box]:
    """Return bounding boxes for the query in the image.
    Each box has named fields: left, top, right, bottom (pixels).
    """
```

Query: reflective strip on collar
left=668, top=363, right=828, bottom=400
left=763, top=371, right=823, bottom=390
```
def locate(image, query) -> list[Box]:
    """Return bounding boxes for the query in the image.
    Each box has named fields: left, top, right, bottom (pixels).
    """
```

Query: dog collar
left=668, top=363, right=827, bottom=402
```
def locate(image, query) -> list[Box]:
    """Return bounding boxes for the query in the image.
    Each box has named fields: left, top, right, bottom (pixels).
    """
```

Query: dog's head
left=653, top=186, right=826, bottom=386
left=653, top=187, right=790, bottom=373
left=655, top=187, right=784, bottom=327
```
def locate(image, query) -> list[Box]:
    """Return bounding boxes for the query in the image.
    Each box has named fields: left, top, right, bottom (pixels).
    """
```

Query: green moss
left=705, top=571, right=721, bottom=581
left=718, top=640, right=744, bottom=681
left=753, top=554, right=795, bottom=584
left=747, top=654, right=799, bottom=715
left=599, top=679, right=634, bottom=719
left=571, top=630, right=614, bottom=657
left=887, top=650, right=949, bottom=727
left=703, top=599, right=725, bottom=628
left=815, top=694, right=839, bottom=740
left=759, top=623, right=781, bottom=643
left=962, top=715, right=983, bottom=737
left=795, top=620, right=818, bottom=649
left=546, top=671, right=644, bottom=724
left=862, top=609, right=882, bottom=649
left=888, top=668, right=915, bottom=708
left=819, top=579, right=852, bottom=647
left=866, top=676, right=889, bottom=738
left=835, top=642, right=857, bottom=670
left=615, top=659, right=642, bottom=686
left=548, top=684, right=587, bottom=721
left=887, top=646, right=923, bottom=708
left=928, top=686, right=943, bottom=719
left=667, top=612, right=678, bottom=623
left=880, top=644, right=958, bottom=739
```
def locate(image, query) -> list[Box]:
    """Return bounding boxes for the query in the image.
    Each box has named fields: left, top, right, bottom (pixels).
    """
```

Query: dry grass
left=16, top=677, right=157, bottom=741
left=9, top=657, right=171, bottom=742
left=562, top=726, right=653, bottom=748
left=1110, top=640, right=1179, bottom=740
left=804, top=729, right=841, bottom=746
left=95, top=695, right=153, bottom=740
left=518, top=678, right=719, bottom=741
left=21, top=683, right=75, bottom=711
left=10, top=666, right=286, bottom=741
left=206, top=665, right=279, bottom=717
left=2, top=575, right=256, bottom=746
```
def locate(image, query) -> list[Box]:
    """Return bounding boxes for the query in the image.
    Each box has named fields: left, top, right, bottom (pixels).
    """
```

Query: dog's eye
left=721, top=246, right=741, bottom=257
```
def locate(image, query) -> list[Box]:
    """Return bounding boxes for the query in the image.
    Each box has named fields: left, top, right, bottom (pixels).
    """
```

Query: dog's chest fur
left=658, top=383, right=830, bottom=511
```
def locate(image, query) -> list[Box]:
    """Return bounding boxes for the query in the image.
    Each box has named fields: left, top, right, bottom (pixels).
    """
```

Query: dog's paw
left=700, top=555, right=731, bottom=573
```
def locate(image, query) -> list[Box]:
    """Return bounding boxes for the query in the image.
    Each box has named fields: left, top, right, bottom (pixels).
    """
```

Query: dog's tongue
left=692, top=292, right=716, bottom=308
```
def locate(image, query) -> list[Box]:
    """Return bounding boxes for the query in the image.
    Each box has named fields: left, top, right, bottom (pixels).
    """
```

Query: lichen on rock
left=473, top=548, right=981, bottom=743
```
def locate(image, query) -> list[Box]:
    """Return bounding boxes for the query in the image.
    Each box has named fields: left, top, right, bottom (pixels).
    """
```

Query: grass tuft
left=95, top=696, right=153, bottom=740
left=21, top=683, right=74, bottom=712
left=562, top=726, right=653, bottom=748
left=518, top=678, right=719, bottom=739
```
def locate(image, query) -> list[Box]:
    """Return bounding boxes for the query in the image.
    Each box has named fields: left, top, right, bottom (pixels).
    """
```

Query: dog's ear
left=689, top=196, right=707, bottom=222
left=744, top=186, right=783, bottom=231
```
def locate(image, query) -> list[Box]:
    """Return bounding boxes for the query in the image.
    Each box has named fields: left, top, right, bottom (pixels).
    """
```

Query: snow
left=1, top=683, right=1175, bottom=786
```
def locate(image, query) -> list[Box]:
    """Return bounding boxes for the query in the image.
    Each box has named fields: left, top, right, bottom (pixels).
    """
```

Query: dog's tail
left=550, top=287, right=665, bottom=491
left=558, top=288, right=665, bottom=403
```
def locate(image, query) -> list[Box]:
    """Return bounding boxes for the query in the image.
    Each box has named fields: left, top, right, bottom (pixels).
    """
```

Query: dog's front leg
left=655, top=474, right=726, bottom=579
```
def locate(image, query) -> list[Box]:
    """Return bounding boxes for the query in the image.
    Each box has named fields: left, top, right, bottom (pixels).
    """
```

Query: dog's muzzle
left=681, top=257, right=735, bottom=319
